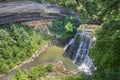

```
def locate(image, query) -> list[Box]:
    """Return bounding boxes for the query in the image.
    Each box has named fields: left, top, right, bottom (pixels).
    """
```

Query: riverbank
left=0, top=40, right=56, bottom=80
left=0, top=38, right=78, bottom=80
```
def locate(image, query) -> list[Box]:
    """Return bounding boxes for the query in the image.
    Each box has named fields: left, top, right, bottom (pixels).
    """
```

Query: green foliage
left=0, top=24, right=53, bottom=73
left=13, top=64, right=54, bottom=80
left=13, top=69, right=29, bottom=80
left=46, top=64, right=54, bottom=72
left=59, top=74, right=93, bottom=80
left=59, top=0, right=77, bottom=9
left=87, top=0, right=120, bottom=79
left=47, top=0, right=117, bottom=22
left=37, top=0, right=46, bottom=3
left=89, top=4, right=120, bottom=80
left=48, top=0, right=98, bottom=21
left=95, top=0, right=120, bottom=22
left=48, top=17, right=78, bottom=39
left=48, top=0, right=58, bottom=3
left=65, top=22, right=74, bottom=32
left=13, top=66, right=93, bottom=80
left=29, top=65, right=47, bottom=80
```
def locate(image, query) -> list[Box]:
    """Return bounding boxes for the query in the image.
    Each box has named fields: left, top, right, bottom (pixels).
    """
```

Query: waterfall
left=64, top=28, right=96, bottom=75
left=73, top=33, right=84, bottom=63
left=63, top=31, right=78, bottom=51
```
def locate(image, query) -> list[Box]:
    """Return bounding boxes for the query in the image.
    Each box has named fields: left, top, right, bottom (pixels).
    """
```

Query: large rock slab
left=0, top=1, right=70, bottom=25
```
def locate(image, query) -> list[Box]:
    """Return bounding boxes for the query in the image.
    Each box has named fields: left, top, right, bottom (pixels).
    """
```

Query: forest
left=0, top=24, right=52, bottom=73
left=0, top=0, right=120, bottom=80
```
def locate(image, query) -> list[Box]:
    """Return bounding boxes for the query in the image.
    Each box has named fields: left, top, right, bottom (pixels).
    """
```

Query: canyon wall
left=0, top=1, right=74, bottom=25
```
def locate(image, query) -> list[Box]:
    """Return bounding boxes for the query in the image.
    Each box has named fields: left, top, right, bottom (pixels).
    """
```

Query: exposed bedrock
left=0, top=1, right=73, bottom=25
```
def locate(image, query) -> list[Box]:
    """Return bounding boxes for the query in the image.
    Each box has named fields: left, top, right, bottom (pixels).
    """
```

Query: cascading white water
left=77, top=32, right=93, bottom=74
left=73, top=33, right=84, bottom=63
left=63, top=31, right=78, bottom=51
left=64, top=28, right=96, bottom=75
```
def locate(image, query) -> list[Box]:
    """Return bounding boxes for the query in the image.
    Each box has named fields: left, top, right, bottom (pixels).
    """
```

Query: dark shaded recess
left=84, top=19, right=101, bottom=25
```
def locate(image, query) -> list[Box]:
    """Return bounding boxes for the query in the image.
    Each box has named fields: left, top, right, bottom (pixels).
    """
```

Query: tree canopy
left=0, top=24, right=53, bottom=73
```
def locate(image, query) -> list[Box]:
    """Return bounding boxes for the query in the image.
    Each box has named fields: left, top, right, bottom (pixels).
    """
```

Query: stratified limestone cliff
left=0, top=1, right=73, bottom=25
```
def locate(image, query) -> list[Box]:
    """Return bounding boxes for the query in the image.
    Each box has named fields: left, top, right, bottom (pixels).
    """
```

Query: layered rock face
left=0, top=1, right=71, bottom=25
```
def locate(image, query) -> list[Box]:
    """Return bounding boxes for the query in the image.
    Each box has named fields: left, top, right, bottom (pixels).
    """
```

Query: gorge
left=0, top=0, right=119, bottom=80
left=0, top=1, right=79, bottom=80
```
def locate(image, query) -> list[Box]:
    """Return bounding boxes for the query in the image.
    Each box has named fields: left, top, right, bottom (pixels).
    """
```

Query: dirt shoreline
left=0, top=41, right=57, bottom=80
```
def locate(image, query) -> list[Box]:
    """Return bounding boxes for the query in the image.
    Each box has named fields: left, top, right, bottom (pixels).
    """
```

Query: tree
left=0, top=24, right=47, bottom=73
left=65, top=22, right=74, bottom=32
left=89, top=0, right=120, bottom=80
left=13, top=69, right=29, bottom=80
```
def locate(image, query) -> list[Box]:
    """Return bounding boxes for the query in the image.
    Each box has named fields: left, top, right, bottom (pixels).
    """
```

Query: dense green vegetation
left=13, top=64, right=54, bottom=80
left=48, top=17, right=78, bottom=39
left=90, top=0, right=119, bottom=80
left=0, top=24, right=53, bottom=73
left=89, top=0, right=120, bottom=80
left=48, top=0, right=98, bottom=21
left=90, top=20, right=120, bottom=80
left=12, top=63, right=91, bottom=80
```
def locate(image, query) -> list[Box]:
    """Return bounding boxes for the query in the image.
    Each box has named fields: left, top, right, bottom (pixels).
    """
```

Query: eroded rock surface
left=0, top=1, right=70, bottom=25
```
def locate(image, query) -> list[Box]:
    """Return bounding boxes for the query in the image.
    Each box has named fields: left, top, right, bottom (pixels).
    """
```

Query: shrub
left=46, top=64, right=54, bottom=72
